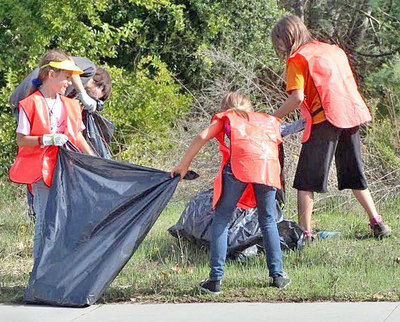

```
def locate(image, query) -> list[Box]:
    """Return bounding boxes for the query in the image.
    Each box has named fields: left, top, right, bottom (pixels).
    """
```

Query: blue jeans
left=209, top=164, right=283, bottom=281
left=32, top=180, right=50, bottom=261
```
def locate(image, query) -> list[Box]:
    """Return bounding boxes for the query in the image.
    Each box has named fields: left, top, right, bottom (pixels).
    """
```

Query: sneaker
left=371, top=221, right=392, bottom=238
left=198, top=279, right=221, bottom=295
left=270, top=275, right=291, bottom=289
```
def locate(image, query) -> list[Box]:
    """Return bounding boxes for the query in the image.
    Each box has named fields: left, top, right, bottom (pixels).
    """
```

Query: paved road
left=2, top=302, right=400, bottom=322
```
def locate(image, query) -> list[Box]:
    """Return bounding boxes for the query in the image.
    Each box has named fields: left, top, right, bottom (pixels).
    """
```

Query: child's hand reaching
left=171, top=163, right=189, bottom=180
left=170, top=120, right=221, bottom=180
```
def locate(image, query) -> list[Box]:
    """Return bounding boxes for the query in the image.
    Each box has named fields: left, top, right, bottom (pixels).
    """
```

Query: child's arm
left=272, top=90, right=304, bottom=119
left=16, top=134, right=44, bottom=147
left=171, top=119, right=223, bottom=179
left=71, top=74, right=97, bottom=113
left=16, top=133, right=68, bottom=147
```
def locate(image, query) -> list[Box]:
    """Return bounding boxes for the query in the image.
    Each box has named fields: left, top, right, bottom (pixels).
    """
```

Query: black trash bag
left=276, top=220, right=305, bottom=251
left=24, top=145, right=195, bottom=307
left=82, top=110, right=115, bottom=159
left=24, top=111, right=115, bottom=222
left=168, top=190, right=304, bottom=259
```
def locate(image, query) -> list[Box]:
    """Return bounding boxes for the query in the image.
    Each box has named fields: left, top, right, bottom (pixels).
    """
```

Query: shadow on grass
left=0, top=286, right=25, bottom=304
left=100, top=284, right=205, bottom=303
left=141, top=234, right=210, bottom=265
left=354, top=232, right=376, bottom=240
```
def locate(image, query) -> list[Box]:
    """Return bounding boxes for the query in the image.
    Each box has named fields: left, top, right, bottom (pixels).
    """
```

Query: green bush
left=364, top=57, right=400, bottom=170
left=365, top=119, right=400, bottom=171
left=366, top=56, right=400, bottom=118
left=0, top=1, right=192, bottom=174
left=100, top=0, right=286, bottom=88
left=103, top=57, right=192, bottom=166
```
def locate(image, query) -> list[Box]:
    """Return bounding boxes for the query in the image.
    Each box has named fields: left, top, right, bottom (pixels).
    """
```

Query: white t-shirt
left=16, top=94, right=84, bottom=135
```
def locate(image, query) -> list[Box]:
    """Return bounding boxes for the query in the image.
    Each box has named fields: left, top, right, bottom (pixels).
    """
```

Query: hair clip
left=32, top=78, right=43, bottom=87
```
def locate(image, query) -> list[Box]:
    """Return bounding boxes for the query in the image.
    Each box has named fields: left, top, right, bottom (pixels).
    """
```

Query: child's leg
left=209, top=164, right=247, bottom=281
left=254, top=184, right=283, bottom=277
left=293, top=121, right=340, bottom=233
left=297, top=190, right=314, bottom=233
left=335, top=127, right=374, bottom=218
left=335, top=126, right=391, bottom=236
left=31, top=180, right=50, bottom=261
left=352, top=188, right=379, bottom=220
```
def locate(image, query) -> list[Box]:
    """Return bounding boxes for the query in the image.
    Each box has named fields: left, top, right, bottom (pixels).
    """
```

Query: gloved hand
left=77, top=90, right=97, bottom=113
left=42, top=134, right=69, bottom=146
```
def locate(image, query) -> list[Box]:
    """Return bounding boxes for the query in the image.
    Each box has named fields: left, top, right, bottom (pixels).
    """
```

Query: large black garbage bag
left=82, top=111, right=115, bottom=159
left=168, top=190, right=304, bottom=259
left=24, top=146, right=190, bottom=307
left=24, top=112, right=115, bottom=223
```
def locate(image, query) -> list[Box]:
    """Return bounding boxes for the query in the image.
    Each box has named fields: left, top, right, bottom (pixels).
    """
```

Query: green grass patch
left=1, top=182, right=400, bottom=303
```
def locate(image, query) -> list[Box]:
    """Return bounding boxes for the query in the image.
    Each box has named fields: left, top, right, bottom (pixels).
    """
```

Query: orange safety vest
left=212, top=111, right=282, bottom=210
left=9, top=91, right=82, bottom=187
left=288, top=41, right=372, bottom=143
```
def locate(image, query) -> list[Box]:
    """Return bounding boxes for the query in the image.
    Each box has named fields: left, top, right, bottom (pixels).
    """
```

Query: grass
left=1, top=182, right=400, bottom=304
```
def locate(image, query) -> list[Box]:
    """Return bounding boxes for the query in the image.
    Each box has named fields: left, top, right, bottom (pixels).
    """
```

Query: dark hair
left=93, top=67, right=112, bottom=100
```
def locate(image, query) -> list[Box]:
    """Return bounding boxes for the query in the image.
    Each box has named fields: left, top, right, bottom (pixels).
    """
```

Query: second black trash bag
left=168, top=190, right=304, bottom=260
left=24, top=146, right=193, bottom=307
left=82, top=110, right=115, bottom=159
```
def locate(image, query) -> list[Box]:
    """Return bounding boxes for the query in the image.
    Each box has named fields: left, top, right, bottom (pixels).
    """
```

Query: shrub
left=364, top=57, right=400, bottom=172
left=103, top=57, right=192, bottom=166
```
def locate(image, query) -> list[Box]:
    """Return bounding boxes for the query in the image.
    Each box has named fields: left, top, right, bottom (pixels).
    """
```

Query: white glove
left=281, top=120, right=306, bottom=137
left=77, top=90, right=97, bottom=113
left=42, top=134, right=69, bottom=146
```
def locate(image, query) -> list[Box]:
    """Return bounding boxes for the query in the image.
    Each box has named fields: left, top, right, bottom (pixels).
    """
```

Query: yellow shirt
left=286, top=54, right=326, bottom=124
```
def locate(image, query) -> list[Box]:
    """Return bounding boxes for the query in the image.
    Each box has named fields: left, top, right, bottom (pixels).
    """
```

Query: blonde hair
left=271, top=15, right=314, bottom=58
left=37, top=49, right=70, bottom=82
left=221, top=92, right=253, bottom=119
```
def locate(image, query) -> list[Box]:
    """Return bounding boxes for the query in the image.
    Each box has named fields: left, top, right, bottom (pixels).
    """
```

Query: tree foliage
left=280, top=0, right=400, bottom=171
left=0, top=0, right=285, bottom=173
left=0, top=0, right=399, bottom=176
left=0, top=0, right=191, bottom=171
left=104, top=57, right=192, bottom=164
left=280, top=0, right=400, bottom=78
left=102, top=0, right=285, bottom=87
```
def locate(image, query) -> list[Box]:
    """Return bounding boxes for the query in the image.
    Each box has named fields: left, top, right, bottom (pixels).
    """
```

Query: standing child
left=9, top=50, right=94, bottom=261
left=271, top=15, right=391, bottom=240
left=10, top=56, right=112, bottom=119
left=10, top=55, right=113, bottom=221
left=171, top=92, right=290, bottom=294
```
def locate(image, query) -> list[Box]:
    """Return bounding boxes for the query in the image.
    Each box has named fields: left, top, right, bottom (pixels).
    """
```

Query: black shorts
left=293, top=121, right=368, bottom=192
